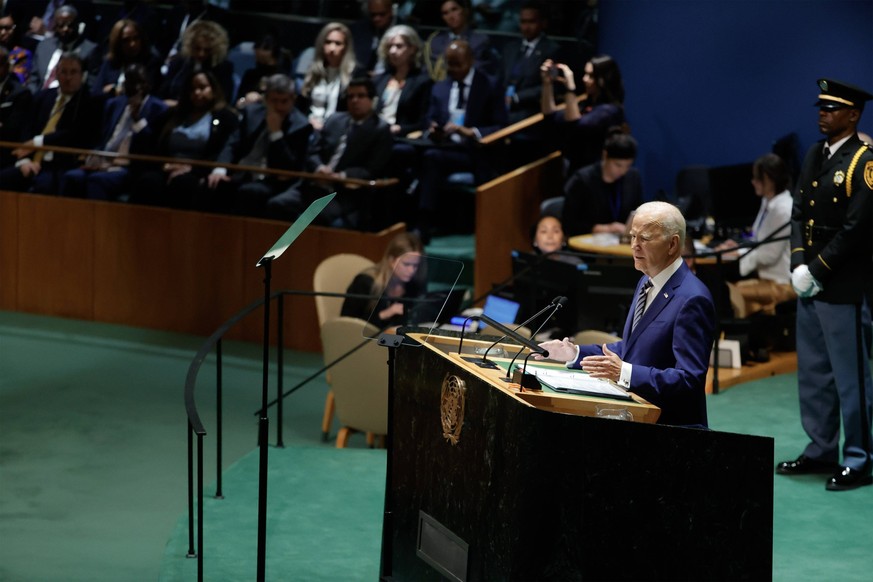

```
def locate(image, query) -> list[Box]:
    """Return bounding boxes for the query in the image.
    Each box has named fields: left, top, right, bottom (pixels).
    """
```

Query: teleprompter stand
left=253, top=193, right=335, bottom=582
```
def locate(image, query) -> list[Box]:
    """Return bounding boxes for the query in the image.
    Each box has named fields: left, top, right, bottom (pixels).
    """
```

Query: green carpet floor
left=2, top=310, right=873, bottom=581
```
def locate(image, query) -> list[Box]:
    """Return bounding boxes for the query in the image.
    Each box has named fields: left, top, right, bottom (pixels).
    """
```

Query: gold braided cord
left=845, top=144, right=869, bottom=197
left=423, top=30, right=447, bottom=81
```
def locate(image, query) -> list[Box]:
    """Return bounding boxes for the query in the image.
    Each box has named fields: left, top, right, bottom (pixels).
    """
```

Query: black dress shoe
left=775, top=455, right=838, bottom=475
left=826, top=466, right=873, bottom=491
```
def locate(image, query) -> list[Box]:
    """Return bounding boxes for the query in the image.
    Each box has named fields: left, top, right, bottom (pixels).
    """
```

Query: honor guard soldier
left=777, top=78, right=873, bottom=491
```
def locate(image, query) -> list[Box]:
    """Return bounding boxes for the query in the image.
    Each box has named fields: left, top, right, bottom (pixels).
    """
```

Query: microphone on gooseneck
left=504, top=296, right=567, bottom=382
left=479, top=296, right=567, bottom=367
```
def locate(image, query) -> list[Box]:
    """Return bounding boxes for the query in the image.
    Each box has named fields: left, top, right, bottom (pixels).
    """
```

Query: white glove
left=791, top=264, right=822, bottom=298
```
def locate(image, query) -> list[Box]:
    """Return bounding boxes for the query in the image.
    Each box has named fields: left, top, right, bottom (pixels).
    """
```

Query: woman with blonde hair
left=299, top=22, right=364, bottom=131
left=158, top=19, right=233, bottom=107
left=373, top=24, right=432, bottom=136
left=341, top=232, right=425, bottom=328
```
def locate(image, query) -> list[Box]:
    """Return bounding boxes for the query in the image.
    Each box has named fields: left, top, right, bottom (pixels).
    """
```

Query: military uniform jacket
left=790, top=133, right=873, bottom=303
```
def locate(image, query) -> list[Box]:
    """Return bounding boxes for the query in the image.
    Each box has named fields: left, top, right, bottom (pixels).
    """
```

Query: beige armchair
left=320, top=317, right=388, bottom=448
left=313, top=254, right=375, bottom=440
left=574, top=329, right=622, bottom=345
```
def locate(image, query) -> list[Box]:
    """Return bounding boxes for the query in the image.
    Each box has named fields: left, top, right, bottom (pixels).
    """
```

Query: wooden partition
left=0, top=191, right=403, bottom=350
left=473, top=151, right=564, bottom=298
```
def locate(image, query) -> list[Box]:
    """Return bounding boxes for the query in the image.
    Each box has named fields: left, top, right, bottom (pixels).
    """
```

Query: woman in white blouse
left=717, top=153, right=795, bottom=316
left=299, top=22, right=363, bottom=132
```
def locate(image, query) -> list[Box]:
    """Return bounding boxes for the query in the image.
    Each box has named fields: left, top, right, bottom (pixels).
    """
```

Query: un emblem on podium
left=441, top=374, right=466, bottom=445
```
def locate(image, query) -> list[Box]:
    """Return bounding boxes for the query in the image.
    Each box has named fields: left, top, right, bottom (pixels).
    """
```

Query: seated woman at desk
left=714, top=153, right=794, bottom=316
left=341, top=232, right=424, bottom=328
left=562, top=130, right=643, bottom=238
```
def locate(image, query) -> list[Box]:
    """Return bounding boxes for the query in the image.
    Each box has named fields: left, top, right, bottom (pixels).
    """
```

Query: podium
left=381, top=330, right=773, bottom=581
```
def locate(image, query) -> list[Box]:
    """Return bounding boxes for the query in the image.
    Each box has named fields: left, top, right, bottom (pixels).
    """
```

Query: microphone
left=462, top=296, right=565, bottom=369
left=504, top=297, right=567, bottom=385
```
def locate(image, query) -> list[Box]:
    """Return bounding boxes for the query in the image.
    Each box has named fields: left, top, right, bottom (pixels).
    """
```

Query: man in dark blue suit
left=58, top=63, right=167, bottom=200
left=415, top=39, right=507, bottom=237
left=538, top=201, right=716, bottom=427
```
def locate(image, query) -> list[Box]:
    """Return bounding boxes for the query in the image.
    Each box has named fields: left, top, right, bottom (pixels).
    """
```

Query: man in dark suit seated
left=200, top=73, right=312, bottom=215
left=265, top=77, right=393, bottom=229
left=58, top=63, right=167, bottom=200
left=1, top=51, right=99, bottom=194
left=538, top=201, right=717, bottom=427
left=0, top=45, right=33, bottom=170
left=26, top=5, right=98, bottom=94
left=414, top=39, right=507, bottom=238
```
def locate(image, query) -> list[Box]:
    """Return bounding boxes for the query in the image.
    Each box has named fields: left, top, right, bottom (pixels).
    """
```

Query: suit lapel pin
left=663, top=293, right=669, bottom=299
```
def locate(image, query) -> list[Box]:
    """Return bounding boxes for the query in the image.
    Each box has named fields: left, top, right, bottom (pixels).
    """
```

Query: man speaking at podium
left=538, top=201, right=716, bottom=427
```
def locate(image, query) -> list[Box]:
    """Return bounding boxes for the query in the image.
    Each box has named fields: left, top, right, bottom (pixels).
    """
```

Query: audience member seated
left=129, top=70, right=238, bottom=208
left=0, top=11, right=33, bottom=84
left=423, top=0, right=497, bottom=81
left=341, top=231, right=424, bottom=328
left=1, top=51, right=100, bottom=194
left=9, top=0, right=97, bottom=43
left=58, top=64, right=167, bottom=200
left=531, top=213, right=566, bottom=255
left=111, top=1, right=162, bottom=47
left=264, top=77, right=393, bottom=229
left=27, top=5, right=99, bottom=93
left=713, top=153, right=795, bottom=316
left=501, top=1, right=559, bottom=124
left=414, top=39, right=507, bottom=239
left=349, top=0, right=396, bottom=75
left=373, top=24, right=432, bottom=136
left=200, top=73, right=312, bottom=215
left=562, top=129, right=642, bottom=238
left=158, top=0, right=228, bottom=68
left=91, top=18, right=162, bottom=97
left=157, top=19, right=234, bottom=108
left=540, top=54, right=626, bottom=173
left=233, top=31, right=291, bottom=109
left=0, top=45, right=33, bottom=169
left=297, top=22, right=364, bottom=133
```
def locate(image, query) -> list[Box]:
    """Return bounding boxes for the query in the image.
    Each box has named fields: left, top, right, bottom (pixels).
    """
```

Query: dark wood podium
left=380, top=331, right=773, bottom=581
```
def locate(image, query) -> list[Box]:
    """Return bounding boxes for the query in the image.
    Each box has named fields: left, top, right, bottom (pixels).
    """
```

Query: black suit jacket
left=0, top=75, right=33, bottom=166
left=307, top=112, right=393, bottom=180
left=562, top=162, right=643, bottom=237
left=218, top=103, right=312, bottom=178
left=790, top=134, right=873, bottom=303
left=27, top=85, right=101, bottom=168
left=373, top=68, right=433, bottom=136
left=426, top=69, right=508, bottom=140
left=501, top=35, right=560, bottom=121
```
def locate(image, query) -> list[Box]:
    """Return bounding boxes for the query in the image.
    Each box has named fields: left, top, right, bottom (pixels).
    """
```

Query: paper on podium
left=256, top=192, right=336, bottom=266
left=523, top=367, right=633, bottom=401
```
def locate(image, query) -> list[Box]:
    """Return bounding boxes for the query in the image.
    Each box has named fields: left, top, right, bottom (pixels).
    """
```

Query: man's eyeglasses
left=0, top=25, right=16, bottom=31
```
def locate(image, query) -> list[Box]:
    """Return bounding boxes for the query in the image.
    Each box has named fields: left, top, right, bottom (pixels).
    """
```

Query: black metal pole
left=186, top=424, right=195, bottom=558
left=379, top=333, right=403, bottom=579
left=197, top=434, right=204, bottom=582
left=712, top=253, right=722, bottom=394
left=276, top=294, right=285, bottom=448
left=215, top=339, right=224, bottom=499
left=256, top=258, right=272, bottom=582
